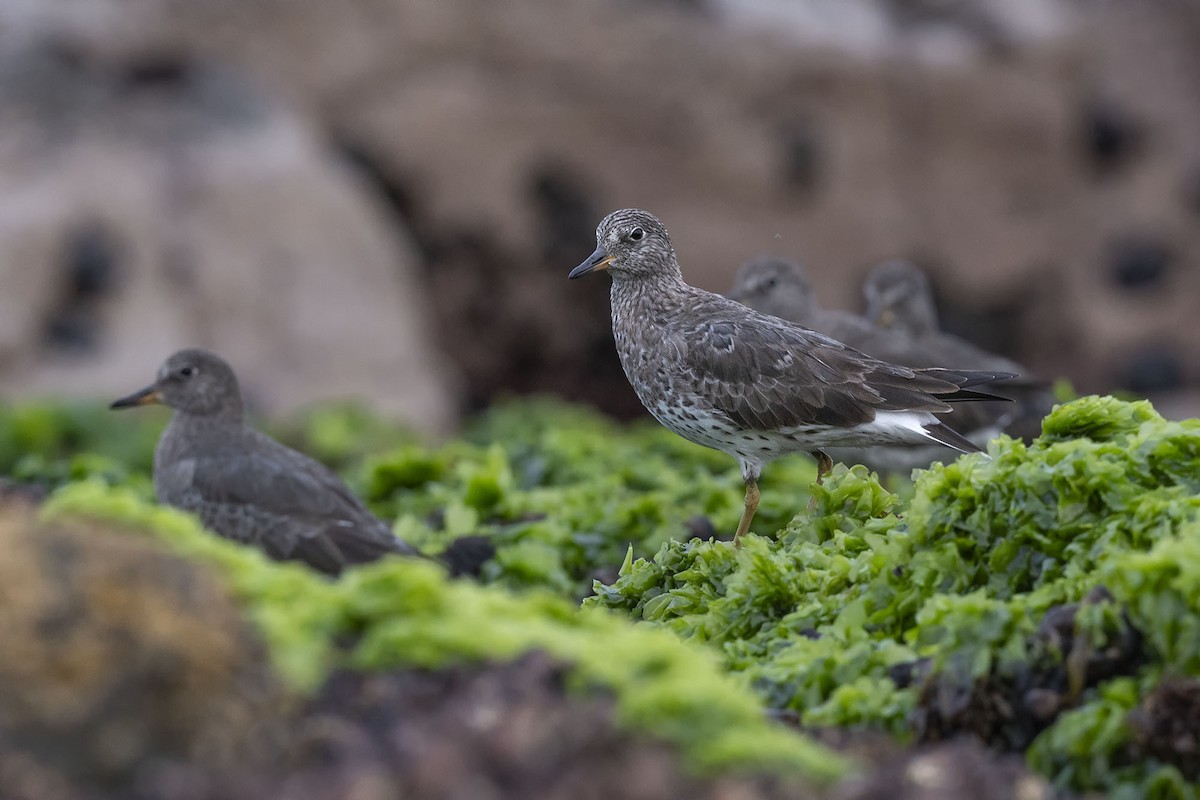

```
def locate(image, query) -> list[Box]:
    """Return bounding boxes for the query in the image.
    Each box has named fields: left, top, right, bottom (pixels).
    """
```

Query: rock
left=1127, top=677, right=1200, bottom=782
left=0, top=651, right=821, bottom=800
left=0, top=46, right=458, bottom=434
left=1106, top=235, right=1171, bottom=290
left=913, top=588, right=1143, bottom=751
left=1119, top=343, right=1184, bottom=394
left=319, top=0, right=1087, bottom=413
left=0, top=505, right=285, bottom=789
left=835, top=740, right=1052, bottom=800
left=104, top=653, right=1056, bottom=800
left=1081, top=98, right=1143, bottom=174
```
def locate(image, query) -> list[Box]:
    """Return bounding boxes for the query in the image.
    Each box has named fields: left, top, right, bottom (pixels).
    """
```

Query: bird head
left=111, top=348, right=244, bottom=419
left=569, top=208, right=680, bottom=283
left=727, top=256, right=816, bottom=321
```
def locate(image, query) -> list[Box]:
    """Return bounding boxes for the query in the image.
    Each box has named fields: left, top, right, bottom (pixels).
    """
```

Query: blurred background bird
left=728, top=256, right=1055, bottom=471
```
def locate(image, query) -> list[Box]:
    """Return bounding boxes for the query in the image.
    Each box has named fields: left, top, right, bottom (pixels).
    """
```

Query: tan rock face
left=2, top=0, right=1199, bottom=417
left=0, top=55, right=457, bottom=433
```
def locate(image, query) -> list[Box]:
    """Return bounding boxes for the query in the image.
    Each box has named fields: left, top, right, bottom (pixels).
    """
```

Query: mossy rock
left=0, top=506, right=284, bottom=788
left=39, top=482, right=846, bottom=784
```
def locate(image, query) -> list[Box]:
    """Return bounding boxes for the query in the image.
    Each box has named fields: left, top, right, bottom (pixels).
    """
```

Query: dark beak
left=110, top=385, right=162, bottom=410
left=568, top=246, right=614, bottom=279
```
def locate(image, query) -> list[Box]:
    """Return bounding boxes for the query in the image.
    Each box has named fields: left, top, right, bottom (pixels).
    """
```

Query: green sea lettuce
left=590, top=397, right=1200, bottom=794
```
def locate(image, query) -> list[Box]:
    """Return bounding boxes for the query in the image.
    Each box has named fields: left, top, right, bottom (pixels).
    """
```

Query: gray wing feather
left=186, top=435, right=416, bottom=573
left=676, top=297, right=1009, bottom=432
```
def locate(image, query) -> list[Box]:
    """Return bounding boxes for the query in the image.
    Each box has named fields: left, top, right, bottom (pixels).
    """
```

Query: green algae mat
left=4, top=394, right=1200, bottom=797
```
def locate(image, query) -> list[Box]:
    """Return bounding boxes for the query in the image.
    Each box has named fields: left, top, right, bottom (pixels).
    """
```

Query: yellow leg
left=814, top=450, right=833, bottom=483
left=733, top=477, right=760, bottom=547
left=807, top=450, right=834, bottom=511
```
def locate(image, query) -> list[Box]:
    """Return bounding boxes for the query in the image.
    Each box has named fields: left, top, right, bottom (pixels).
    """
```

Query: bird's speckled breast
left=611, top=280, right=683, bottom=409
left=609, top=279, right=747, bottom=454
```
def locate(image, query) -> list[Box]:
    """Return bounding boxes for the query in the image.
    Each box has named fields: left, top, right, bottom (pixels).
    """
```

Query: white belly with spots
left=652, top=403, right=942, bottom=465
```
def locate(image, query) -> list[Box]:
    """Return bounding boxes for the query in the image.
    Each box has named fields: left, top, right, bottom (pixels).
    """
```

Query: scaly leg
left=733, top=475, right=760, bottom=547
left=814, top=450, right=833, bottom=483
left=807, top=450, right=834, bottom=511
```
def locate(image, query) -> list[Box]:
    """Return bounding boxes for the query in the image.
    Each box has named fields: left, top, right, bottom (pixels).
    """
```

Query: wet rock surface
left=0, top=643, right=1061, bottom=800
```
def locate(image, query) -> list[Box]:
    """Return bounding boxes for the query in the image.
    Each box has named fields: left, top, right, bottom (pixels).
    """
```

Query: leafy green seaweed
left=6, top=393, right=1200, bottom=795
left=589, top=397, right=1200, bottom=794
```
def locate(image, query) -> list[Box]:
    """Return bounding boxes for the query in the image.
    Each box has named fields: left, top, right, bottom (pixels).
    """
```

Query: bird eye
left=628, top=227, right=645, bottom=242
left=179, top=366, right=196, bottom=378
left=764, top=277, right=777, bottom=290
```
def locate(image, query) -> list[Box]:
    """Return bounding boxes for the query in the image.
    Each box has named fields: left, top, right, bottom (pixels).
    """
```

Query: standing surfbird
left=725, top=256, right=820, bottom=325
left=728, top=256, right=959, bottom=368
left=570, top=209, right=1013, bottom=544
left=111, top=348, right=420, bottom=576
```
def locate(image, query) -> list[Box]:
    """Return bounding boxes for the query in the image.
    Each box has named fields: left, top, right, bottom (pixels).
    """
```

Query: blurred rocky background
left=1, top=0, right=1198, bottom=432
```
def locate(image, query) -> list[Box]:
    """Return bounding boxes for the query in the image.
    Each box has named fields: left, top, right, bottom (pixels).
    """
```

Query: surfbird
left=863, top=259, right=1031, bottom=374
left=728, top=256, right=1005, bottom=470
left=725, top=256, right=821, bottom=325
left=863, top=259, right=939, bottom=338
left=861, top=259, right=1055, bottom=441
left=729, top=256, right=1054, bottom=452
left=570, top=209, right=1014, bottom=544
left=728, top=256, right=960, bottom=368
left=728, top=256, right=1025, bottom=375
left=110, top=348, right=421, bottom=576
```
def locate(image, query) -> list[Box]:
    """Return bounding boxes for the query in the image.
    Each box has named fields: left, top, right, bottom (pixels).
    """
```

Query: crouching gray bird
left=111, top=347, right=427, bottom=577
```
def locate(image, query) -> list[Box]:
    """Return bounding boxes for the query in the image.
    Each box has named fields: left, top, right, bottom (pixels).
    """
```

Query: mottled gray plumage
left=572, top=210, right=1013, bottom=543
left=111, top=348, right=419, bottom=576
